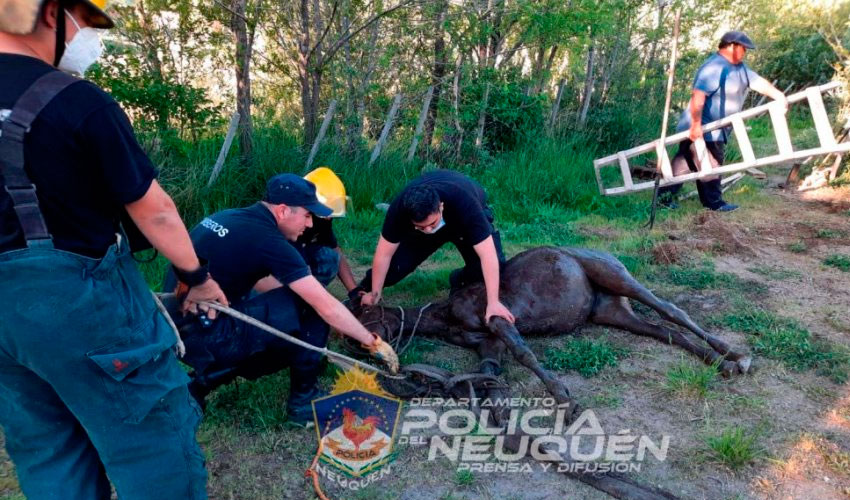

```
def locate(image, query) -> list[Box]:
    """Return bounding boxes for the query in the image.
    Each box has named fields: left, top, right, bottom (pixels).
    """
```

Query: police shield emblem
left=312, top=368, right=402, bottom=477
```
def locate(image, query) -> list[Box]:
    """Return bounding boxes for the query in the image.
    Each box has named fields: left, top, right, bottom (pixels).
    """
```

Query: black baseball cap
left=264, top=174, right=333, bottom=217
left=720, top=31, right=755, bottom=49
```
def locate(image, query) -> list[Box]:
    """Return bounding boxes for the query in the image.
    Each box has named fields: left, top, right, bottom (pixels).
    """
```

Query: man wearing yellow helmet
left=0, top=1, right=226, bottom=498
left=293, top=167, right=358, bottom=292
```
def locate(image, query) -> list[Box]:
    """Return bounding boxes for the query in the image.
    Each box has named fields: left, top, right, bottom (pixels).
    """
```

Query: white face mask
left=421, top=217, right=445, bottom=235
left=57, top=11, right=104, bottom=76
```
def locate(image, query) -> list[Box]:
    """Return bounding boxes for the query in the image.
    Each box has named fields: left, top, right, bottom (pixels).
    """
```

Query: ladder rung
left=806, top=87, right=837, bottom=148
left=617, top=152, right=633, bottom=189
left=769, top=102, right=794, bottom=157
left=731, top=115, right=756, bottom=163
left=692, top=138, right=714, bottom=174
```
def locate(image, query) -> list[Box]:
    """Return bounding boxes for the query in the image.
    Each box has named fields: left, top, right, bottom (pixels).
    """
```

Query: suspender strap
left=0, top=71, right=81, bottom=247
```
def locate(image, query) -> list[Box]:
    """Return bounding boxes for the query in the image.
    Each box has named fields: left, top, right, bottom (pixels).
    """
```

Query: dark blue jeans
left=178, top=287, right=330, bottom=402
left=0, top=239, right=206, bottom=500
left=301, top=244, right=340, bottom=286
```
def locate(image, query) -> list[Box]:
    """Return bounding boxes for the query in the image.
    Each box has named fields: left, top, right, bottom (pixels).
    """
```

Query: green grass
left=454, top=469, right=475, bottom=486
left=703, top=426, right=765, bottom=470
left=787, top=241, right=807, bottom=253
left=397, top=337, right=440, bottom=365
left=201, top=370, right=292, bottom=430
left=664, top=260, right=764, bottom=293
left=665, top=359, right=718, bottom=398
left=824, top=254, right=850, bottom=272
left=714, top=307, right=850, bottom=382
left=815, top=229, right=845, bottom=239
left=543, top=337, right=627, bottom=377
left=748, top=264, right=802, bottom=281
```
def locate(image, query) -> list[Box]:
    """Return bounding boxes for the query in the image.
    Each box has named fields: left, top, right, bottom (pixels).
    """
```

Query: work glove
left=363, top=333, right=399, bottom=374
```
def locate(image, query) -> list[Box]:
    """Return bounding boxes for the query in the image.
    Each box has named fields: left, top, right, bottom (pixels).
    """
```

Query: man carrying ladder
left=659, top=30, right=789, bottom=212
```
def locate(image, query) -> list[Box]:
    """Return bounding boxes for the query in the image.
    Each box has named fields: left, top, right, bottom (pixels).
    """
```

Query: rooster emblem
left=342, top=407, right=381, bottom=452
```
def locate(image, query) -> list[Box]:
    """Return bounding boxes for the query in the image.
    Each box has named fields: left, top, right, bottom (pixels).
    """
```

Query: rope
left=398, top=303, right=432, bottom=355
left=389, top=306, right=405, bottom=352
left=305, top=440, right=332, bottom=500
left=152, top=291, right=186, bottom=357
left=198, top=301, right=406, bottom=379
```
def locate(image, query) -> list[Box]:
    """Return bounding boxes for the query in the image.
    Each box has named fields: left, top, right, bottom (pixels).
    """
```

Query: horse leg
left=475, top=338, right=512, bottom=427
left=487, top=318, right=575, bottom=406
left=590, top=293, right=750, bottom=375
left=564, top=248, right=745, bottom=361
left=477, top=337, right=505, bottom=376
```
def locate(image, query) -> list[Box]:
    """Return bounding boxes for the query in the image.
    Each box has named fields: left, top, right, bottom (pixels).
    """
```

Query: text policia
left=398, top=397, right=671, bottom=474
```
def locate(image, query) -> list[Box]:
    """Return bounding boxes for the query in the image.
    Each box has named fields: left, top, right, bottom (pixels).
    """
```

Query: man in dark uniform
left=358, top=170, right=515, bottom=324
left=166, top=174, right=398, bottom=426
left=292, top=167, right=357, bottom=291
left=0, top=0, right=227, bottom=498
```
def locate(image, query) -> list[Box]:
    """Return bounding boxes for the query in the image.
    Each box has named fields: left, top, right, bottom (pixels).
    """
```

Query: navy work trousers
left=178, top=287, right=330, bottom=401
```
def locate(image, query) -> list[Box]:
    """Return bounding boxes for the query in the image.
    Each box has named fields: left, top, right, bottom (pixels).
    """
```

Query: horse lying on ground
left=353, top=247, right=751, bottom=410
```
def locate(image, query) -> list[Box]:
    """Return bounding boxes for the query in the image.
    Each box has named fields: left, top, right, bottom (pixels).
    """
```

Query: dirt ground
left=1, top=178, right=849, bottom=500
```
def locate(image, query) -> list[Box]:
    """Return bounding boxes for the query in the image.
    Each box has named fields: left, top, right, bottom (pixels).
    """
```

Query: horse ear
left=346, top=292, right=363, bottom=314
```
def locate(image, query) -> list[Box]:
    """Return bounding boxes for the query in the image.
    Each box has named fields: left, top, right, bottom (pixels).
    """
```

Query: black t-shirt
left=0, top=54, right=158, bottom=257
left=295, top=216, right=338, bottom=251
left=190, top=202, right=311, bottom=301
left=382, top=170, right=493, bottom=245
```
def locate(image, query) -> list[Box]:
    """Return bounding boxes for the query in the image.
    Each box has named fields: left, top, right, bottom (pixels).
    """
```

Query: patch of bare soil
left=660, top=211, right=761, bottom=260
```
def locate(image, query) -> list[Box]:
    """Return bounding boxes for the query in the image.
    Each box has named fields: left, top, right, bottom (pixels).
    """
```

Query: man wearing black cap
left=164, top=173, right=399, bottom=426
left=659, top=30, right=788, bottom=211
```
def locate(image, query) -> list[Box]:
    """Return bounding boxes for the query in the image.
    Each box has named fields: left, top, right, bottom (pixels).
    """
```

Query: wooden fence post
left=306, top=99, right=338, bottom=171
left=407, top=86, right=434, bottom=162
left=369, top=93, right=402, bottom=166
left=475, top=82, right=491, bottom=148
left=547, top=79, right=566, bottom=134
left=207, top=111, right=241, bottom=188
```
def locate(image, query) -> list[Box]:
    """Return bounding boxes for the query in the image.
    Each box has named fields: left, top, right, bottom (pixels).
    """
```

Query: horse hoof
left=737, top=357, right=753, bottom=374
left=566, top=400, right=581, bottom=421
left=719, top=360, right=738, bottom=377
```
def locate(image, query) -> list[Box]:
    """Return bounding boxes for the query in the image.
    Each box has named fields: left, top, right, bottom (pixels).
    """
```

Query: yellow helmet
left=0, top=0, right=114, bottom=35
left=304, top=167, right=347, bottom=217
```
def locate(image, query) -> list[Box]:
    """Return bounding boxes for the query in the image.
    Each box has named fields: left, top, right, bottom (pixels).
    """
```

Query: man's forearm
left=126, top=181, right=200, bottom=272
left=750, top=77, right=787, bottom=103
left=291, top=276, right=376, bottom=345
left=475, top=237, right=502, bottom=304
left=316, top=297, right=374, bottom=344
left=370, top=237, right=397, bottom=293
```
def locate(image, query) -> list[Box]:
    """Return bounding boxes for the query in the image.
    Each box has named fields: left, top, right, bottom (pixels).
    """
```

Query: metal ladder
left=592, top=81, right=849, bottom=196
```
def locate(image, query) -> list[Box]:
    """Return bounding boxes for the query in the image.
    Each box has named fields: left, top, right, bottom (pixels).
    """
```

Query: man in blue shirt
left=661, top=31, right=788, bottom=211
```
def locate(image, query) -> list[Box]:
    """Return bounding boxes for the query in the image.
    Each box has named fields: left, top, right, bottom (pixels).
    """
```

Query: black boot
left=187, top=367, right=239, bottom=410
left=286, top=384, right=327, bottom=428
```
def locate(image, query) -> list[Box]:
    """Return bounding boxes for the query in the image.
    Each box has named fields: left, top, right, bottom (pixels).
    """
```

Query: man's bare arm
left=125, top=180, right=228, bottom=316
